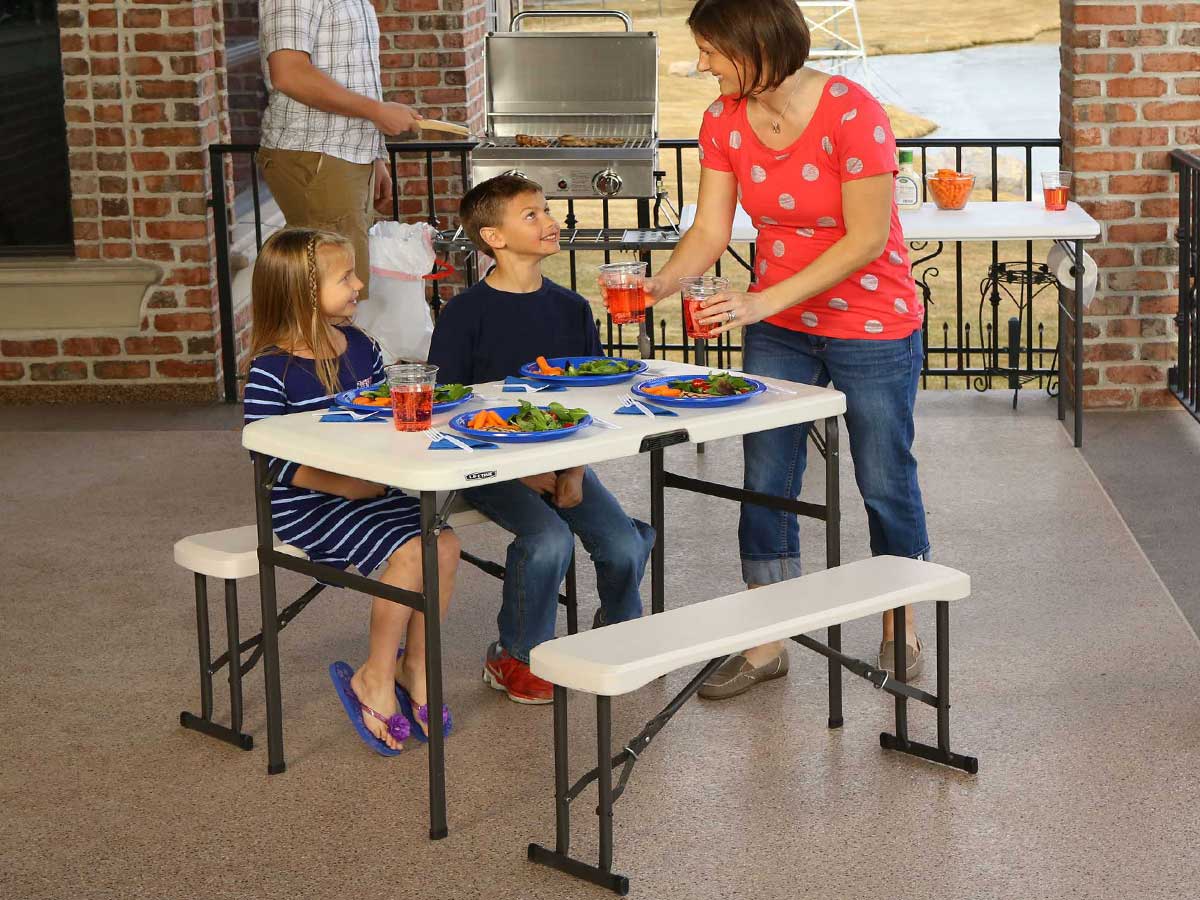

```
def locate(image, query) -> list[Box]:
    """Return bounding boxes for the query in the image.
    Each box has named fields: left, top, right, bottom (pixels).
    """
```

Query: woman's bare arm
left=646, top=168, right=740, bottom=302
left=697, top=172, right=895, bottom=332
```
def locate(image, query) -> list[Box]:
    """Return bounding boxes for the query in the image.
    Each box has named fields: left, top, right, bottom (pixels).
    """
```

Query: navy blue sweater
left=428, top=277, right=603, bottom=385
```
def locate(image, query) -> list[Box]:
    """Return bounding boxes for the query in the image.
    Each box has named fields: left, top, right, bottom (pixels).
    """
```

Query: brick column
left=8, top=0, right=231, bottom=401
left=1060, top=0, right=1199, bottom=410
left=376, top=0, right=487, bottom=223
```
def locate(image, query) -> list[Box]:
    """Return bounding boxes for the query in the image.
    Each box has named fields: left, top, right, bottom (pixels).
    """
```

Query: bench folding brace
left=791, top=633, right=938, bottom=706
left=794, top=600, right=977, bottom=774
left=529, top=656, right=729, bottom=896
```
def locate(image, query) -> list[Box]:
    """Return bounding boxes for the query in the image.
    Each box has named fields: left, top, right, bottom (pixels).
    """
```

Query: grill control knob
left=592, top=169, right=623, bottom=197
left=502, top=169, right=528, bottom=180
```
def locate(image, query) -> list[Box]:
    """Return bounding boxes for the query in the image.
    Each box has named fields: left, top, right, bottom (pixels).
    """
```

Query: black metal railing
left=1170, top=149, right=1199, bottom=421
left=208, top=136, right=1062, bottom=402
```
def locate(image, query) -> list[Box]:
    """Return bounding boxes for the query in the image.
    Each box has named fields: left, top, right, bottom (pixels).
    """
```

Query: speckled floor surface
left=3, top=390, right=1197, bottom=900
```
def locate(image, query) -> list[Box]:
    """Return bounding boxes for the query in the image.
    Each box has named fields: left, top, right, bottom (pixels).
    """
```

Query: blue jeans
left=739, top=321, right=930, bottom=585
left=464, top=467, right=655, bottom=662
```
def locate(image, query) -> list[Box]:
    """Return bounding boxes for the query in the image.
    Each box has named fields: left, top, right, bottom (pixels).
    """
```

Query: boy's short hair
left=459, top=174, right=545, bottom=257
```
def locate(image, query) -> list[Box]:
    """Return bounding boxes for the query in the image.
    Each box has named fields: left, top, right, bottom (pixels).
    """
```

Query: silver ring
left=726, top=310, right=736, bottom=323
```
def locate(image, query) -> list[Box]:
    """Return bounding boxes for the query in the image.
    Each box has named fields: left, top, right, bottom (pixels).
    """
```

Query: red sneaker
left=482, top=642, right=553, bottom=705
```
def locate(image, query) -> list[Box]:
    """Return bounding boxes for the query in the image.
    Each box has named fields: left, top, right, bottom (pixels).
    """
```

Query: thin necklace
left=761, top=74, right=803, bottom=134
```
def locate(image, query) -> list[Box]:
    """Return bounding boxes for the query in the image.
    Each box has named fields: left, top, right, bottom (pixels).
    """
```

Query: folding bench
left=526, top=555, right=976, bottom=895
left=174, top=495, right=579, bottom=750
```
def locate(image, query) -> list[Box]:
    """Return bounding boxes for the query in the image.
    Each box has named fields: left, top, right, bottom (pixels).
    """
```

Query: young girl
left=243, top=227, right=460, bottom=755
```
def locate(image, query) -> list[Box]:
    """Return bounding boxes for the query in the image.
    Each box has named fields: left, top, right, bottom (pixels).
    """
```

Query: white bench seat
left=531, top=556, right=970, bottom=696
left=173, top=495, right=490, bottom=580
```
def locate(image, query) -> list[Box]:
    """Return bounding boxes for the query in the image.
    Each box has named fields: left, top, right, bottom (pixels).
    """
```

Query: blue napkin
left=614, top=401, right=678, bottom=417
left=503, top=376, right=566, bottom=392
left=319, top=411, right=390, bottom=423
left=428, top=434, right=500, bottom=450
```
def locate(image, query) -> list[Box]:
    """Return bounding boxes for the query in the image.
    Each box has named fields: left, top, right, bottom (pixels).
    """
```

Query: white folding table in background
left=900, top=201, right=1100, bottom=447
left=242, top=361, right=846, bottom=839
left=681, top=200, right=1101, bottom=446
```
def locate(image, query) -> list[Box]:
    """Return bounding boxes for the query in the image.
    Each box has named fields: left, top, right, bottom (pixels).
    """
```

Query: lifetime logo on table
left=465, top=470, right=497, bottom=482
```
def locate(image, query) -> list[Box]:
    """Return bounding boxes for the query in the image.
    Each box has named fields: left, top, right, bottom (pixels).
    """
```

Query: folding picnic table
left=242, top=361, right=845, bottom=838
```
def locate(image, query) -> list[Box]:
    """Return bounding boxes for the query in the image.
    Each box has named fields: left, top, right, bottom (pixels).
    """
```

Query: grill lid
left=484, top=18, right=657, bottom=139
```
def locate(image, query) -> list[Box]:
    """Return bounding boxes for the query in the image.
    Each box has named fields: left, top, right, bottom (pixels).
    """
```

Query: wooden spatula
left=417, top=119, right=472, bottom=137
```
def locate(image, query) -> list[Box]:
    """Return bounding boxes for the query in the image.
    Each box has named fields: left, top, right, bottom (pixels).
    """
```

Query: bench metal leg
left=879, top=600, right=978, bottom=774
left=528, top=690, right=631, bottom=896
left=892, top=604, right=909, bottom=744
left=596, top=696, right=615, bottom=873
left=529, top=658, right=728, bottom=895
left=553, top=685, right=571, bottom=853
left=190, top=573, right=212, bottom=720
left=224, top=579, right=244, bottom=734
left=180, top=573, right=255, bottom=751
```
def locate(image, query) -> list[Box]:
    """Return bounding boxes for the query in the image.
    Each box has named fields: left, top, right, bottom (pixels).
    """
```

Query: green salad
left=667, top=372, right=755, bottom=396
left=561, top=359, right=639, bottom=377
left=358, top=382, right=471, bottom=403
left=510, top=400, right=589, bottom=431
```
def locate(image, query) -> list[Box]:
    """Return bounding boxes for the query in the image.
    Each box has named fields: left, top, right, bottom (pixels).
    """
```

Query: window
left=0, top=0, right=74, bottom=255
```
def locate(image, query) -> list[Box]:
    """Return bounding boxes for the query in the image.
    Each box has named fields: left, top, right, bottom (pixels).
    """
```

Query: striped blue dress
left=243, top=325, right=422, bottom=576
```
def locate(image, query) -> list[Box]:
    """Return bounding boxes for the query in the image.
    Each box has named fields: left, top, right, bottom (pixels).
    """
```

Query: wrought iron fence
left=1170, top=149, right=1199, bottom=421
left=209, top=136, right=1062, bottom=402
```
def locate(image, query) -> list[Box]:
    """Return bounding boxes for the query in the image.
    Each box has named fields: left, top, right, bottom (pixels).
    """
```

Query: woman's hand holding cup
left=695, top=289, right=769, bottom=336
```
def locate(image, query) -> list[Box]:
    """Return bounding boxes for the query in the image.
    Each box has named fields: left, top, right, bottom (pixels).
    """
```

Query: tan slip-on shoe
left=878, top=638, right=924, bottom=681
left=697, top=648, right=790, bottom=700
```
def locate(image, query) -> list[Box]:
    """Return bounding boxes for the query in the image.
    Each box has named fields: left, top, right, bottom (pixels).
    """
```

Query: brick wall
left=376, top=0, right=487, bottom=225
left=1060, top=0, right=1199, bottom=409
left=0, top=0, right=233, bottom=401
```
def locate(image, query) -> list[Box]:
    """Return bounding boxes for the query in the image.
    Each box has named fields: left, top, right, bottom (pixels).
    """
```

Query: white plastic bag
left=356, top=220, right=437, bottom=363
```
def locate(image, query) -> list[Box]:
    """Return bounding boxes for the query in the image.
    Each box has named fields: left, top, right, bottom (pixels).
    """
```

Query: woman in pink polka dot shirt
left=646, top=0, right=931, bottom=698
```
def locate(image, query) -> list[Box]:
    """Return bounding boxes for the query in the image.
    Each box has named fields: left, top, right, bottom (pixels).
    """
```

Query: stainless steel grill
left=470, top=11, right=659, bottom=199
left=476, top=136, right=656, bottom=151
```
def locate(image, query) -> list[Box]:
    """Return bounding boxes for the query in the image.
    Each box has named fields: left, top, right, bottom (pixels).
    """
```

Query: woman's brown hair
left=687, top=0, right=812, bottom=96
left=244, top=227, right=358, bottom=396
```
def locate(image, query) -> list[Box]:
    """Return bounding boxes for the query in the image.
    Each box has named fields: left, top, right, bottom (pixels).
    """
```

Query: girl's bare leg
left=349, top=580, right=413, bottom=751
left=395, top=531, right=461, bottom=736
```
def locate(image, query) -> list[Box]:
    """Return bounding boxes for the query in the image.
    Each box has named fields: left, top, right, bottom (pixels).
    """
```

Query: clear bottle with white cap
left=894, top=150, right=921, bottom=211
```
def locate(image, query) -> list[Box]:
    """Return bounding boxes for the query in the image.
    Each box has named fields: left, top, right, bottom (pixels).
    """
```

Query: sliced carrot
left=536, top=355, right=555, bottom=374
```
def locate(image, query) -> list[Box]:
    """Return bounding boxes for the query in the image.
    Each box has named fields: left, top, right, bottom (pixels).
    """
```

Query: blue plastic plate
left=630, top=374, right=767, bottom=408
left=334, top=384, right=474, bottom=415
left=519, top=356, right=648, bottom=386
left=448, top=406, right=593, bottom=444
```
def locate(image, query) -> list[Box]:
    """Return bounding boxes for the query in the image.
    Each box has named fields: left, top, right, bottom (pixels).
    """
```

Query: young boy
left=428, top=174, right=655, bottom=704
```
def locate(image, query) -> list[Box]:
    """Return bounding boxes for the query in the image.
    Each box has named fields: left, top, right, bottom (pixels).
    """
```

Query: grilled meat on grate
left=513, top=134, right=629, bottom=148
left=559, top=135, right=626, bottom=147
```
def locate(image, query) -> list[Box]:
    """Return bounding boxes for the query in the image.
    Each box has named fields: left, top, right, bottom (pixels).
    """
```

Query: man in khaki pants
left=258, top=0, right=422, bottom=298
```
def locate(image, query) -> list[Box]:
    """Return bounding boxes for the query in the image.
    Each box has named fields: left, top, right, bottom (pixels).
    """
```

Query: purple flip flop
left=394, top=647, right=452, bottom=744
left=329, top=661, right=409, bottom=756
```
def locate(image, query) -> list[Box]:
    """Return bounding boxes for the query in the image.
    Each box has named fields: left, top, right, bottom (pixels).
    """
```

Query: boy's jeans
left=739, top=321, right=931, bottom=586
left=464, top=467, right=655, bottom=663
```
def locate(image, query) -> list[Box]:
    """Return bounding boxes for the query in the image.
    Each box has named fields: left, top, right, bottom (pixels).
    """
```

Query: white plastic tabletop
left=242, top=361, right=846, bottom=493
left=678, top=200, right=1099, bottom=245
left=898, top=201, right=1100, bottom=242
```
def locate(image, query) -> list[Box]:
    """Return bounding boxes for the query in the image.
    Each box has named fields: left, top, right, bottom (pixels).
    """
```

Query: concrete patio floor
left=2, top=390, right=1198, bottom=900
